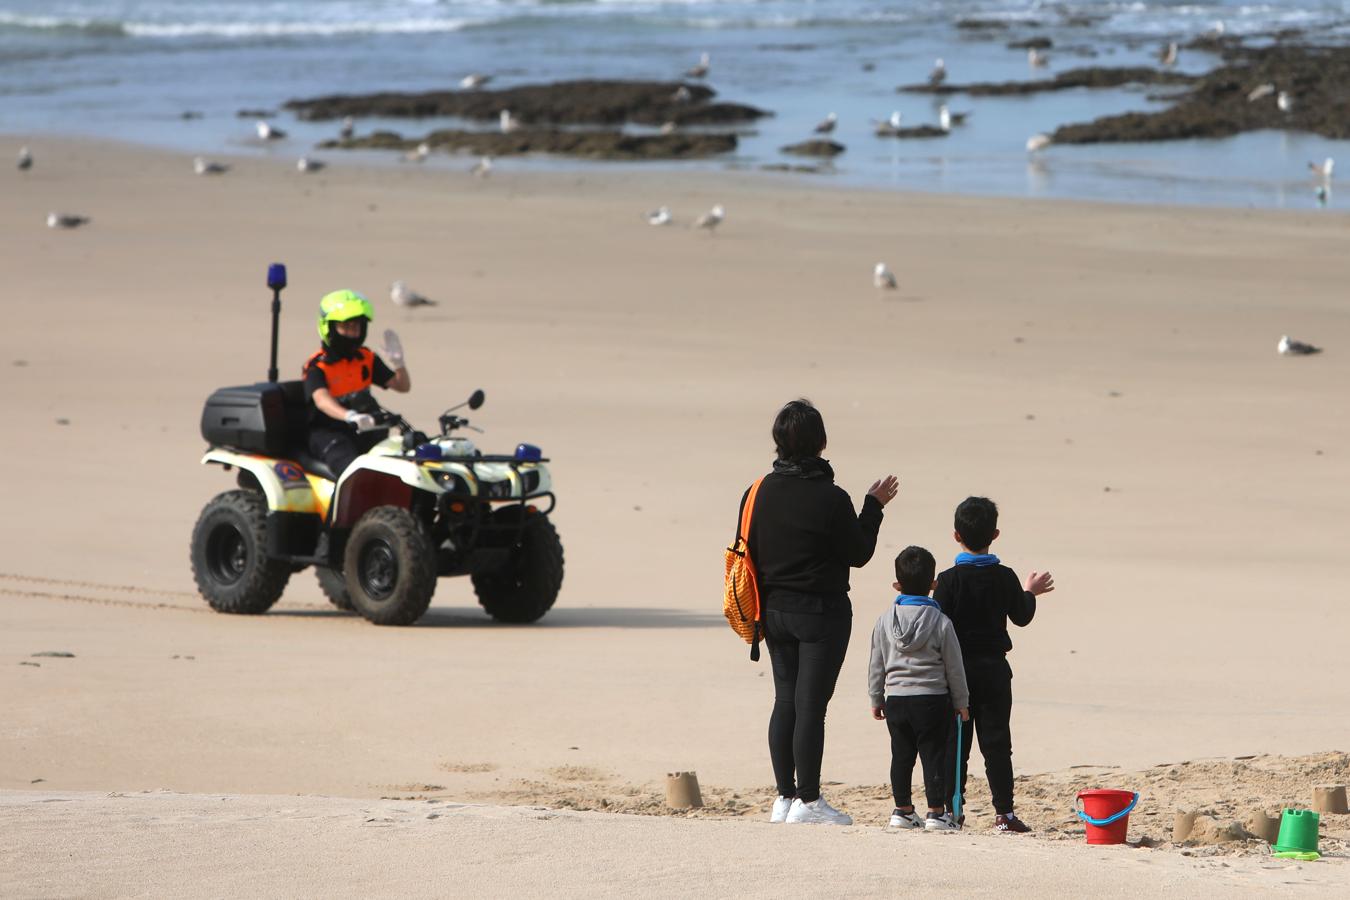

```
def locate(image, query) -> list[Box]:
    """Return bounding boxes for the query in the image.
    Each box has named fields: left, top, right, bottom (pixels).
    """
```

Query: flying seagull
left=647, top=206, right=672, bottom=226
left=47, top=212, right=89, bottom=229
left=1278, top=335, right=1321, bottom=356
left=339, top=116, right=355, bottom=139
left=391, top=281, right=437, bottom=308
left=193, top=156, right=228, bottom=175
left=873, top=263, right=897, bottom=290
left=1026, top=133, right=1052, bottom=153
left=460, top=73, right=492, bottom=90
left=686, top=52, right=710, bottom=79
left=471, top=156, right=492, bottom=178
left=694, top=204, right=724, bottom=232
left=17, top=146, right=32, bottom=171
left=814, top=112, right=838, bottom=134
left=928, top=58, right=947, bottom=87
left=256, top=119, right=286, bottom=140
left=297, top=156, right=326, bottom=173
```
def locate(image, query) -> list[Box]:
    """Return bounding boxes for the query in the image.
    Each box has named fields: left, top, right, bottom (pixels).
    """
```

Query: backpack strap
left=739, top=477, right=766, bottom=661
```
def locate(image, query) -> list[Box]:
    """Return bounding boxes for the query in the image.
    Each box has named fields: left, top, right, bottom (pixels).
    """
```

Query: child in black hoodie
left=934, top=497, right=1055, bottom=833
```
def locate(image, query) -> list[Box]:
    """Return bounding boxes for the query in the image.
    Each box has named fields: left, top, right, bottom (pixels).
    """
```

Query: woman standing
left=746, top=399, right=898, bottom=825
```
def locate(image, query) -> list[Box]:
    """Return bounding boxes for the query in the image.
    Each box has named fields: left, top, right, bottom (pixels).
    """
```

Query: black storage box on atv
left=200, top=382, right=304, bottom=455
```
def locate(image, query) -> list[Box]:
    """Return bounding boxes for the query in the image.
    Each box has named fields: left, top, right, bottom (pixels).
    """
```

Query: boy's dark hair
left=894, top=546, right=936, bottom=595
left=954, top=496, right=999, bottom=551
left=772, top=399, right=827, bottom=461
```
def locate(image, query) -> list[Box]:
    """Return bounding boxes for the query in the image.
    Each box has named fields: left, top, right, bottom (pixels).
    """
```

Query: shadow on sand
left=271, top=605, right=724, bottom=629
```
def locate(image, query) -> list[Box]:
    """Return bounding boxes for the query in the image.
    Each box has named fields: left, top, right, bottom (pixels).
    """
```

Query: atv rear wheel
left=472, top=508, right=563, bottom=623
left=315, top=565, right=354, bottom=611
left=190, top=490, right=290, bottom=614
left=343, top=506, right=437, bottom=626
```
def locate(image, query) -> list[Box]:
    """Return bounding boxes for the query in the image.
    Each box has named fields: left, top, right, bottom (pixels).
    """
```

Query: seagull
left=694, top=204, right=724, bottom=232
left=814, top=112, right=838, bottom=134
left=193, top=156, right=228, bottom=175
left=1309, top=158, right=1334, bottom=179
left=256, top=119, right=286, bottom=141
left=671, top=85, right=693, bottom=104
left=460, top=73, right=491, bottom=90
left=939, top=105, right=952, bottom=132
left=1278, top=335, right=1322, bottom=356
left=1247, top=83, right=1276, bottom=102
left=297, top=156, right=326, bottom=173
left=928, top=58, right=947, bottom=87
left=1208, top=20, right=1226, bottom=38
left=47, top=212, right=89, bottom=229
left=647, top=206, right=672, bottom=226
left=17, top=146, right=32, bottom=171
left=659, top=121, right=678, bottom=135
left=940, top=105, right=969, bottom=127
left=1277, top=91, right=1293, bottom=113
left=1159, top=42, right=1179, bottom=67
left=404, top=142, right=430, bottom=163
left=1028, top=48, right=1049, bottom=69
left=391, top=280, right=437, bottom=308
left=499, top=109, right=520, bottom=134
left=874, top=111, right=903, bottom=136
left=686, top=52, right=710, bottom=79
left=1026, top=133, right=1052, bottom=153
left=873, top=263, right=897, bottom=290
left=471, top=156, right=492, bottom=178
left=339, top=116, right=355, bottom=139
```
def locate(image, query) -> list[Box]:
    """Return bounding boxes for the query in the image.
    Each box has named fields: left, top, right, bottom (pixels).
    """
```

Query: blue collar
left=895, top=594, right=940, bottom=609
left=955, top=552, right=1000, bottom=567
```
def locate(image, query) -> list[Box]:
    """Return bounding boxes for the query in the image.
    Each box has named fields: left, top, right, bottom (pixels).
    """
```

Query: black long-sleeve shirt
left=743, top=457, right=884, bottom=613
left=933, top=563, right=1036, bottom=662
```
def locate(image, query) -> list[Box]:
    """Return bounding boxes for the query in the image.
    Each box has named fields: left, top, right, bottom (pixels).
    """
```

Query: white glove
left=344, top=410, right=377, bottom=431
left=382, top=329, right=405, bottom=368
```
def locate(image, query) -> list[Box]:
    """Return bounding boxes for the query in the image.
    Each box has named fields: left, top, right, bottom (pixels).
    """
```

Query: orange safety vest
left=304, top=347, right=375, bottom=398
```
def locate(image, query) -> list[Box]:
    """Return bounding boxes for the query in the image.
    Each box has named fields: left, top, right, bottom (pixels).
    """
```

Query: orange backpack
left=723, top=477, right=765, bottom=661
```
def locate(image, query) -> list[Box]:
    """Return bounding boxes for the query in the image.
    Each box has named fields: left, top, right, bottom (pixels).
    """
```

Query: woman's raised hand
left=866, top=475, right=899, bottom=507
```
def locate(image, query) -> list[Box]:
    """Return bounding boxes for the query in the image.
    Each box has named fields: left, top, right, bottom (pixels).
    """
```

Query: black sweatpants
left=955, top=656, right=1015, bottom=814
left=307, top=426, right=385, bottom=478
left=885, top=694, right=953, bottom=810
left=764, top=607, right=851, bottom=804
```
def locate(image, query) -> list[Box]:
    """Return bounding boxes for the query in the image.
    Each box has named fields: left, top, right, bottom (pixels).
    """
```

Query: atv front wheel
left=315, top=565, right=354, bottom=611
left=472, top=508, right=563, bottom=623
left=190, top=490, right=290, bottom=614
left=343, top=506, right=437, bottom=626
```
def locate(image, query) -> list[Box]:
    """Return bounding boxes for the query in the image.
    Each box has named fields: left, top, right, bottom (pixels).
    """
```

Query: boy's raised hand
left=871, top=707, right=885, bottom=721
left=1024, top=570, right=1055, bottom=596
left=867, top=475, right=899, bottom=507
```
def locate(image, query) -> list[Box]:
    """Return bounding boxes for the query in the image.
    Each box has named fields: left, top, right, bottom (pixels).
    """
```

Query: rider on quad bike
left=305, top=289, right=409, bottom=477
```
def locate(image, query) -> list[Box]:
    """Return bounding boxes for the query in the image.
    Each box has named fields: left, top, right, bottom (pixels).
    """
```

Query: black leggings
left=308, top=427, right=385, bottom=478
left=885, top=694, right=953, bottom=810
left=764, top=608, right=851, bottom=803
left=956, top=657, right=1015, bottom=814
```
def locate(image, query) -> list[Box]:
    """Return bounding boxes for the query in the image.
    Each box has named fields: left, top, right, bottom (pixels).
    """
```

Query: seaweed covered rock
left=780, top=140, right=845, bottom=157
left=319, top=128, right=737, bottom=160
left=899, top=66, right=1195, bottom=96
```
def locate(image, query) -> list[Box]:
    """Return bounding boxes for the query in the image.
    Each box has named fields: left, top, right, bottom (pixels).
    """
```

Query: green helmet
left=317, top=289, right=374, bottom=344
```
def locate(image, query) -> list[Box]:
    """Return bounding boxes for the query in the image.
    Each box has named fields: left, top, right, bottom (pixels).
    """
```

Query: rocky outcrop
left=319, top=128, right=737, bottom=160
left=899, top=66, right=1196, bottom=96
left=780, top=140, right=845, bottom=157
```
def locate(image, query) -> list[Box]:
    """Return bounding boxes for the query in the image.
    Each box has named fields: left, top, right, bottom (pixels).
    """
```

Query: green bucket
left=1272, top=808, right=1320, bottom=861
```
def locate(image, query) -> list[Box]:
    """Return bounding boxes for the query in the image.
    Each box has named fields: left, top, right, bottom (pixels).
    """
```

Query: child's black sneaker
left=995, top=813, right=1031, bottom=834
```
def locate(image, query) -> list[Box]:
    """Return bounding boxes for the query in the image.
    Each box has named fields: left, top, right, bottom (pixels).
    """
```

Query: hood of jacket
left=892, top=604, right=943, bottom=652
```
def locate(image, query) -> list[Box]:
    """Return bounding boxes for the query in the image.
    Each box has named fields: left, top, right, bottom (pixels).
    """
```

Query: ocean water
left=3, top=0, right=1350, bottom=208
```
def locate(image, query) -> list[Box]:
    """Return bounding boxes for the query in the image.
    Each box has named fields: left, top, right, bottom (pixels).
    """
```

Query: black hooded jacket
left=742, top=457, right=884, bottom=614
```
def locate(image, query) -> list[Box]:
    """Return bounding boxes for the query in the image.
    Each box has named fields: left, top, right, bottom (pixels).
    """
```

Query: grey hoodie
left=867, top=602, right=970, bottom=710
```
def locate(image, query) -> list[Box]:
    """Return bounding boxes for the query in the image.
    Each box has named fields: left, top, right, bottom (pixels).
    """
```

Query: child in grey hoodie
left=869, top=546, right=970, bottom=831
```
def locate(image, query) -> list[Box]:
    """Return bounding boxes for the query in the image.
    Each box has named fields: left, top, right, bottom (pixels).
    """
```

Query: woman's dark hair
left=773, top=399, right=827, bottom=461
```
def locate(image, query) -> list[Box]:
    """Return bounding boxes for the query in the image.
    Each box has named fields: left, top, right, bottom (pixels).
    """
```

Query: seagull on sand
left=193, top=156, right=229, bottom=175
left=1028, top=48, right=1049, bottom=69
left=873, top=263, right=897, bottom=290
left=694, top=204, right=724, bottom=232
left=686, top=52, right=710, bottom=79
left=297, top=156, right=326, bottom=173
left=391, top=281, right=437, bottom=308
left=1278, top=335, right=1322, bottom=356
left=1159, top=42, right=1179, bottom=67
left=928, top=58, right=947, bottom=87
left=814, top=112, right=838, bottom=134
left=1026, top=133, right=1052, bottom=153
left=339, top=116, right=355, bottom=139
left=460, top=73, right=492, bottom=90
left=1277, top=91, right=1293, bottom=113
left=404, top=142, right=431, bottom=163
left=647, top=206, right=672, bottom=226
left=256, top=119, right=286, bottom=141
left=17, top=146, right=32, bottom=170
left=1309, top=157, right=1334, bottom=179
left=499, top=109, right=520, bottom=134
left=47, top=212, right=89, bottom=229
left=471, top=156, right=492, bottom=178
left=1246, top=83, right=1275, bottom=102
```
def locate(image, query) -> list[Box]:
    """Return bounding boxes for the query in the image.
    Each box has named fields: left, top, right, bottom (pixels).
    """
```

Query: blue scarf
left=955, top=552, right=1000, bottom=567
left=895, top=594, right=940, bottom=609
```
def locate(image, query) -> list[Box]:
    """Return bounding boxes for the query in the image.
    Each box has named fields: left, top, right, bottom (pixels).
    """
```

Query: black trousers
left=956, top=656, right=1015, bottom=815
left=764, top=607, right=851, bottom=804
left=307, top=427, right=385, bottom=478
left=885, top=694, right=954, bottom=810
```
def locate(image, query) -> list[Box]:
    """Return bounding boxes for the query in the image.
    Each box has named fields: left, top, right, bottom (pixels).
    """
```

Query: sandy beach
left=3, top=137, right=1349, bottom=896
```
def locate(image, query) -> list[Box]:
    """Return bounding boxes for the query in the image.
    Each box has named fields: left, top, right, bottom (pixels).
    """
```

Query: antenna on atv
left=266, top=263, right=287, bottom=383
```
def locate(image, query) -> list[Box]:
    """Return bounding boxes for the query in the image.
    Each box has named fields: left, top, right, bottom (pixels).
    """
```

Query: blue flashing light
left=514, top=443, right=542, bottom=463
left=414, top=443, right=443, bottom=461
left=267, top=263, right=287, bottom=290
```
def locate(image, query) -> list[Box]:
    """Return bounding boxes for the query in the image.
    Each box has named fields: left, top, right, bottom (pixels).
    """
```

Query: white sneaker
left=785, top=796, right=852, bottom=826
left=924, top=811, right=959, bottom=832
left=889, top=809, right=925, bottom=829
left=770, top=796, right=794, bottom=824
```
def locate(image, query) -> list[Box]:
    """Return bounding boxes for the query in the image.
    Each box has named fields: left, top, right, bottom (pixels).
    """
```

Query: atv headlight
left=432, top=470, right=465, bottom=493
left=482, top=479, right=512, bottom=499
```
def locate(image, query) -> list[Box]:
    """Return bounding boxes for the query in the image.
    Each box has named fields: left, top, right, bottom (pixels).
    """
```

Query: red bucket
left=1075, top=790, right=1138, bottom=845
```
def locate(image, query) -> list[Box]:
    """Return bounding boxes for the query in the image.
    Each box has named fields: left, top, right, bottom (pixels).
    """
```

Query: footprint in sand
left=439, top=762, right=498, bottom=774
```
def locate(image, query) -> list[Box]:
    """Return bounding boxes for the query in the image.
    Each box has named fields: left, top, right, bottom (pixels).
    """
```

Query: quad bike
left=189, top=264, right=562, bottom=626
